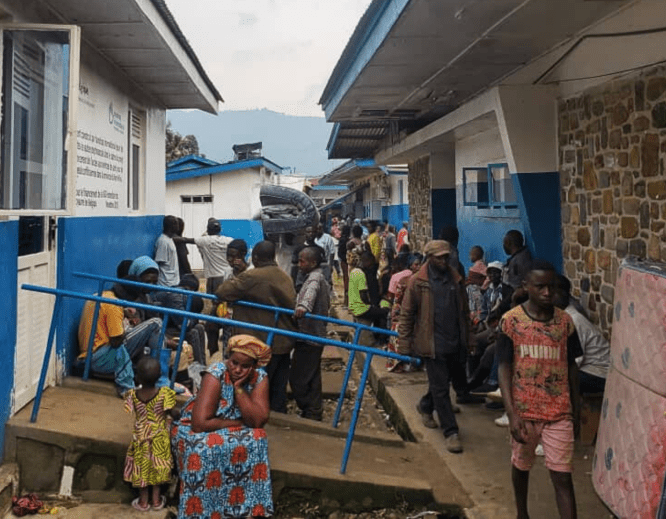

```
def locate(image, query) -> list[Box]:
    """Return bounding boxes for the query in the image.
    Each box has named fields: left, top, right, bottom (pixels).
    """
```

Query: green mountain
left=166, top=108, right=345, bottom=177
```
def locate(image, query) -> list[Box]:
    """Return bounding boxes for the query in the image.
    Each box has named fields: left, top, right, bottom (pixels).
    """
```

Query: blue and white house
left=319, top=0, right=642, bottom=271
left=0, top=0, right=221, bottom=459
left=317, top=159, right=409, bottom=229
left=164, top=154, right=286, bottom=268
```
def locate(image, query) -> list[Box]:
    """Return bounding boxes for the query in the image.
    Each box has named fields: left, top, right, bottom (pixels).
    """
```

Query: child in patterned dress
left=124, top=357, right=180, bottom=511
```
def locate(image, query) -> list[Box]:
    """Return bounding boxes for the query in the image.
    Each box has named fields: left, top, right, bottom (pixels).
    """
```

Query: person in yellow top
left=78, top=282, right=163, bottom=396
left=367, top=222, right=382, bottom=262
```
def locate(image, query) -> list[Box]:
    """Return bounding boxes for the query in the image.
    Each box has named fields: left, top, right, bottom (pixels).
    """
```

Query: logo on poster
left=108, top=103, right=125, bottom=134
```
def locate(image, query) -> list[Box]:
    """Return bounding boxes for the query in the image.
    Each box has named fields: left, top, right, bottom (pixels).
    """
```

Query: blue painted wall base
left=455, top=172, right=562, bottom=273
left=0, top=221, right=18, bottom=462
left=513, top=172, right=563, bottom=273
left=381, top=204, right=409, bottom=230
left=57, top=215, right=163, bottom=373
left=432, top=188, right=456, bottom=240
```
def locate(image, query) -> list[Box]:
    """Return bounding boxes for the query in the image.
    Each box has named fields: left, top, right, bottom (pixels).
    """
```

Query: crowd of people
left=76, top=214, right=610, bottom=519
left=337, top=219, right=610, bottom=519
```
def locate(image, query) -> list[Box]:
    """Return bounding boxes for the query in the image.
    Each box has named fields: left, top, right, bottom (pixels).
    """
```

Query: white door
left=13, top=217, right=55, bottom=413
left=181, top=196, right=213, bottom=272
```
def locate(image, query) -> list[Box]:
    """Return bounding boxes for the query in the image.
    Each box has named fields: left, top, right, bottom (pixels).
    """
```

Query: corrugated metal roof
left=166, top=157, right=283, bottom=182
left=326, top=121, right=390, bottom=159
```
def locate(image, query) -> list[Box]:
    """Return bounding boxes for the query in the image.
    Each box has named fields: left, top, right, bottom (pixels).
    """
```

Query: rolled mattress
left=593, top=257, right=666, bottom=518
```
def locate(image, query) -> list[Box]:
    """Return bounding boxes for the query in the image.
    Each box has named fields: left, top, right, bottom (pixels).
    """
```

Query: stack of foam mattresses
left=594, top=257, right=666, bottom=518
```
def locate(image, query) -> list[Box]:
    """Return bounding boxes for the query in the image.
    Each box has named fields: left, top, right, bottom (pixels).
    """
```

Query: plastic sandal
left=152, top=495, right=166, bottom=511
left=131, top=497, right=150, bottom=512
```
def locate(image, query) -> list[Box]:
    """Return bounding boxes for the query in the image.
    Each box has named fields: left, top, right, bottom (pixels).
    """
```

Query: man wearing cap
left=398, top=240, right=475, bottom=453
left=177, top=217, right=234, bottom=295
left=468, top=261, right=515, bottom=397
left=480, top=261, right=514, bottom=322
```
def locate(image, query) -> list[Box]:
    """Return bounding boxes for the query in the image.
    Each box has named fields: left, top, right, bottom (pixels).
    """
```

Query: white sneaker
left=487, top=388, right=503, bottom=403
left=494, top=412, right=509, bottom=427
left=535, top=444, right=544, bottom=456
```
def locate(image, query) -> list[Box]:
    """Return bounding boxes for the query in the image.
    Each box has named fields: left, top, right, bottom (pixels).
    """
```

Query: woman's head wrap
left=128, top=256, right=159, bottom=278
left=228, top=335, right=272, bottom=368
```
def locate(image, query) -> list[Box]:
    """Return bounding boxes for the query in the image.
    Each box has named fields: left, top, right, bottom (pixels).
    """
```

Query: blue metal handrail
left=73, top=271, right=398, bottom=335
left=72, top=271, right=402, bottom=428
left=21, top=282, right=418, bottom=474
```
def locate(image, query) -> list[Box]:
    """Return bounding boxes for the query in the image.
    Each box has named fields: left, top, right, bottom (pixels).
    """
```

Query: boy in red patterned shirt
left=498, top=260, right=583, bottom=519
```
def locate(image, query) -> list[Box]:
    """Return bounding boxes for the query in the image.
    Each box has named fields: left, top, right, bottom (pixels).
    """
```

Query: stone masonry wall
left=408, top=155, right=431, bottom=252
left=559, top=67, right=666, bottom=338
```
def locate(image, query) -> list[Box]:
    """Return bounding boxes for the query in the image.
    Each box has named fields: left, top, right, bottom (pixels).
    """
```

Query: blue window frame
left=463, top=163, right=517, bottom=208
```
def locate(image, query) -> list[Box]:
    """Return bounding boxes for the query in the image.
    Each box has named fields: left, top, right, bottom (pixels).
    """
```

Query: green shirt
left=348, top=268, right=370, bottom=316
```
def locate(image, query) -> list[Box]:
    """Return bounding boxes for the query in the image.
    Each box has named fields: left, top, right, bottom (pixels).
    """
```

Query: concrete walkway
left=331, top=302, right=616, bottom=519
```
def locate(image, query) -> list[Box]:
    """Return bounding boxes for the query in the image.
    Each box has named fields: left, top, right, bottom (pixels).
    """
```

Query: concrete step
left=5, top=386, right=457, bottom=513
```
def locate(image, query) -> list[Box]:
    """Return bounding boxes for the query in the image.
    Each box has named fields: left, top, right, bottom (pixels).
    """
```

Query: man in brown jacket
left=216, top=240, right=297, bottom=413
left=398, top=240, right=476, bottom=453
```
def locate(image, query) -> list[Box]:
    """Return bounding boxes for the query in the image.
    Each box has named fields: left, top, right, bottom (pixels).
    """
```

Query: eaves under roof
left=320, top=0, right=634, bottom=159
left=166, top=157, right=283, bottom=182
left=318, top=158, right=384, bottom=186
left=50, top=0, right=223, bottom=113
left=149, top=0, right=223, bottom=105
left=310, top=185, right=349, bottom=191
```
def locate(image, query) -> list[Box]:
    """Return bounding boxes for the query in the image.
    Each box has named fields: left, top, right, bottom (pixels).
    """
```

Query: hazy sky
left=167, top=0, right=371, bottom=117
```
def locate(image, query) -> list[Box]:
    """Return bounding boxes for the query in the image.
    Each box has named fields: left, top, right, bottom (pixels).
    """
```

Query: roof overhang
left=50, top=0, right=222, bottom=113
left=318, top=159, right=385, bottom=186
left=319, top=185, right=365, bottom=212
left=321, top=0, right=632, bottom=158
left=166, top=157, right=283, bottom=182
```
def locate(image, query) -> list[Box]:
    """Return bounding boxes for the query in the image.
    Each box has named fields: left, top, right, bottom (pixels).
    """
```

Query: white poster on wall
left=75, top=65, right=128, bottom=215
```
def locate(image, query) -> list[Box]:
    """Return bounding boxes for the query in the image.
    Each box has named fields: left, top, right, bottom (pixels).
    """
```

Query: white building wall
left=165, top=169, right=265, bottom=223
left=455, top=127, right=506, bottom=188
left=145, top=109, right=167, bottom=215
left=387, top=174, right=408, bottom=205
left=75, top=45, right=167, bottom=217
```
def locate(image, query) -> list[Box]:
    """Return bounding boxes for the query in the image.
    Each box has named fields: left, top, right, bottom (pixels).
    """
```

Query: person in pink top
left=330, top=217, right=342, bottom=239
left=396, top=221, right=409, bottom=253
left=388, top=254, right=413, bottom=303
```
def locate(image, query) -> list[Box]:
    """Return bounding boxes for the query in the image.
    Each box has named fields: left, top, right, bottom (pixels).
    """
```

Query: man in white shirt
left=555, top=275, right=610, bottom=394
left=177, top=218, right=233, bottom=294
left=154, top=215, right=180, bottom=287
left=314, top=223, right=335, bottom=284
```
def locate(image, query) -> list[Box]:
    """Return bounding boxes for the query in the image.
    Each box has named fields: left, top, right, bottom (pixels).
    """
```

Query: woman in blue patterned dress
left=172, top=335, right=273, bottom=518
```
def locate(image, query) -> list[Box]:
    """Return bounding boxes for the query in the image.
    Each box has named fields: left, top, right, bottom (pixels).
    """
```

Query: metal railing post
left=156, top=313, right=170, bottom=355
left=332, top=327, right=361, bottom=428
left=83, top=280, right=105, bottom=381
left=23, top=279, right=421, bottom=474
left=170, top=295, right=193, bottom=387
left=340, top=352, right=374, bottom=474
left=31, top=295, right=62, bottom=423
left=264, top=310, right=280, bottom=348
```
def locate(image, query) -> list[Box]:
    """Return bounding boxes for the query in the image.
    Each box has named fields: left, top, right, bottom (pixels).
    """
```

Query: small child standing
left=124, top=357, right=180, bottom=512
